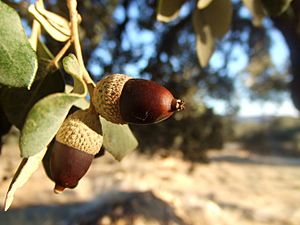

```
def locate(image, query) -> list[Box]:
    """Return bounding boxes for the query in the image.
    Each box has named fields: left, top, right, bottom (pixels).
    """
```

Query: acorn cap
left=55, top=109, right=103, bottom=155
left=92, top=74, right=131, bottom=124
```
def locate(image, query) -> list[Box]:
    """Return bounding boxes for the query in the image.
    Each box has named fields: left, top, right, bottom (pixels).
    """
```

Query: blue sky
left=83, top=2, right=299, bottom=118
left=204, top=5, right=299, bottom=117
left=205, top=27, right=299, bottom=117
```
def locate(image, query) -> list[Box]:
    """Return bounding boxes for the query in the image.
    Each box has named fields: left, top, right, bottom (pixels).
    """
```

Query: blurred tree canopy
left=3, top=0, right=300, bottom=160
left=7, top=0, right=296, bottom=102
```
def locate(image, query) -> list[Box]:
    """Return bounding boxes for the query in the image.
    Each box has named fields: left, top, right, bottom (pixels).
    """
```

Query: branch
left=67, top=0, right=95, bottom=96
left=50, top=39, right=72, bottom=68
left=28, top=0, right=44, bottom=50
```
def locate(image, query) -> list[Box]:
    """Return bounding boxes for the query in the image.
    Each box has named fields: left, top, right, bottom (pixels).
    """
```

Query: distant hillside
left=226, top=115, right=300, bottom=156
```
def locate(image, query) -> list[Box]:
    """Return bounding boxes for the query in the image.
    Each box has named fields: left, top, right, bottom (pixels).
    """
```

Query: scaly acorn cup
left=50, top=109, right=103, bottom=193
left=92, top=74, right=185, bottom=124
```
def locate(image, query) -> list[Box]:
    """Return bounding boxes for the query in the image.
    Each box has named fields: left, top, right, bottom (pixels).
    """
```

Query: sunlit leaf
left=62, top=54, right=85, bottom=94
left=198, top=0, right=233, bottom=39
left=192, top=0, right=232, bottom=67
left=35, top=1, right=70, bottom=36
left=242, top=0, right=266, bottom=26
left=28, top=4, right=70, bottom=42
left=100, top=117, right=138, bottom=161
left=0, top=1, right=37, bottom=88
left=197, top=0, right=214, bottom=9
left=156, top=0, right=185, bottom=22
left=192, top=10, right=215, bottom=67
left=4, top=148, right=47, bottom=211
left=20, top=94, right=82, bottom=157
left=193, top=17, right=215, bottom=67
left=20, top=54, right=87, bottom=157
left=65, top=84, right=90, bottom=109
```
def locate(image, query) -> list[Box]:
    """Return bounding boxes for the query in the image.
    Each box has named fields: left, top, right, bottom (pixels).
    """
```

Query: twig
left=67, top=0, right=95, bottom=97
left=50, top=39, right=72, bottom=69
left=28, top=0, right=45, bottom=50
left=28, top=16, right=41, bottom=51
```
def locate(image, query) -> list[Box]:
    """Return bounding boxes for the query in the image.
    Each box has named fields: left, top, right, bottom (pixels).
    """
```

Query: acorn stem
left=171, top=99, right=185, bottom=112
left=67, top=0, right=95, bottom=91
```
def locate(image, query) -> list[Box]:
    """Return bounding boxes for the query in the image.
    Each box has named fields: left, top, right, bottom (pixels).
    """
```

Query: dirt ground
left=0, top=142, right=300, bottom=225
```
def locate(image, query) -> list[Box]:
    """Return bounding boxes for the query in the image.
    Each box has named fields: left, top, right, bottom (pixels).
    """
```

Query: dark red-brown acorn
left=92, top=74, right=184, bottom=124
left=50, top=109, right=103, bottom=193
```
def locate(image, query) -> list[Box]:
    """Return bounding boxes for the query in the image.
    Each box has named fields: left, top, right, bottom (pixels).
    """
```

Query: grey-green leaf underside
left=0, top=1, right=37, bottom=88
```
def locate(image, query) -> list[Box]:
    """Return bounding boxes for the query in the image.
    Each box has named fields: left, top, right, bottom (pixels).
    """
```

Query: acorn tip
left=54, top=184, right=65, bottom=194
left=172, top=99, right=185, bottom=112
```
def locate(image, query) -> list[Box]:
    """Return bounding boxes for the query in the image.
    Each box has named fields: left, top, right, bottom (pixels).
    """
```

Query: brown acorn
left=92, top=74, right=184, bottom=124
left=50, top=109, right=103, bottom=193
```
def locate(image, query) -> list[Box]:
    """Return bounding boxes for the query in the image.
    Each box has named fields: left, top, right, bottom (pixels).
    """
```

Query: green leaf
left=66, top=84, right=90, bottom=109
left=37, top=38, right=54, bottom=59
left=156, top=0, right=185, bottom=22
left=194, top=0, right=233, bottom=39
left=206, top=0, right=233, bottom=39
left=0, top=42, right=65, bottom=129
left=4, top=148, right=47, bottom=211
left=62, top=54, right=85, bottom=93
left=0, top=70, right=64, bottom=129
left=20, top=93, right=82, bottom=157
left=35, top=40, right=55, bottom=81
left=192, top=0, right=232, bottom=67
left=192, top=9, right=215, bottom=67
left=100, top=117, right=138, bottom=161
left=28, top=4, right=70, bottom=42
left=0, top=1, right=38, bottom=88
left=20, top=54, right=87, bottom=157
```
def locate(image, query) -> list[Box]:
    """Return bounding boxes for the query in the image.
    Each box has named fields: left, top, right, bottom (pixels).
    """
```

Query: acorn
left=50, top=109, right=103, bottom=193
left=92, top=74, right=184, bottom=124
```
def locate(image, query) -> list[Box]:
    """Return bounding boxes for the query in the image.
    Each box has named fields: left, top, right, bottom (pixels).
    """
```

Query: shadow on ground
left=0, top=191, right=187, bottom=225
